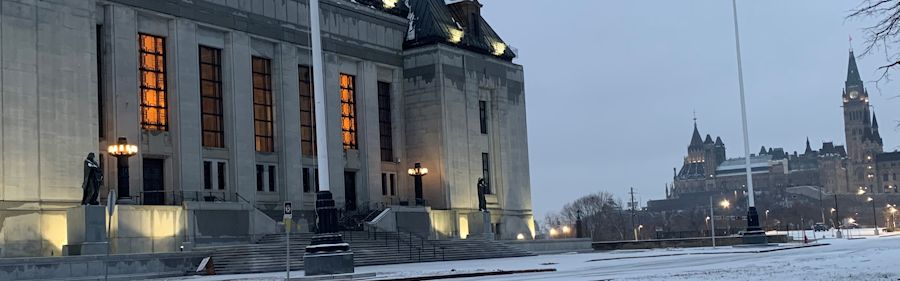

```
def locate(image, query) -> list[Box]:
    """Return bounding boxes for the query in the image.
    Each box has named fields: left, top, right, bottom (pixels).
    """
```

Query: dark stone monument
left=471, top=178, right=493, bottom=240
left=80, top=153, right=102, bottom=205
left=304, top=191, right=354, bottom=276
left=67, top=154, right=109, bottom=255
left=477, top=178, right=488, bottom=212
left=741, top=207, right=769, bottom=244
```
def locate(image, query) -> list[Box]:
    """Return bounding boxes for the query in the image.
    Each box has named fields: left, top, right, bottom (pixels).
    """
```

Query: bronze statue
left=81, top=153, right=103, bottom=205
left=477, top=177, right=488, bottom=212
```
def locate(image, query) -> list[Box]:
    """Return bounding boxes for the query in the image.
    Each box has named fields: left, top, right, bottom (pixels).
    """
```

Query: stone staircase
left=200, top=231, right=533, bottom=275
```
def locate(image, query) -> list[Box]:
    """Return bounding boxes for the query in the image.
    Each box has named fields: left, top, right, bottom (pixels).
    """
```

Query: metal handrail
left=235, top=192, right=252, bottom=205
left=361, top=224, right=444, bottom=261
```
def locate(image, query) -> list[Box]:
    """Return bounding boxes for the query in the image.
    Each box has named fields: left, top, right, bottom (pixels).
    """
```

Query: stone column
left=172, top=19, right=203, bottom=198
left=227, top=32, right=257, bottom=204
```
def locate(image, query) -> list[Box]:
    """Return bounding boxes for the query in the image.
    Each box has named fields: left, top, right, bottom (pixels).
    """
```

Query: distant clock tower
left=842, top=50, right=883, bottom=193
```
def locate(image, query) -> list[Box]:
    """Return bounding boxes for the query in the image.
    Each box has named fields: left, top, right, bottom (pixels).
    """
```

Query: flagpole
left=310, top=0, right=329, bottom=192
left=303, top=1, right=354, bottom=277
left=731, top=0, right=767, bottom=244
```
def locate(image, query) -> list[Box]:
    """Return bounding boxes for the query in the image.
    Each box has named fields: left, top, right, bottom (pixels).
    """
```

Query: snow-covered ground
left=157, top=234, right=900, bottom=281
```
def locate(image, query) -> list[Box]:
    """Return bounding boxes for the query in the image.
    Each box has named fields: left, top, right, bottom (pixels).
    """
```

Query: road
left=450, top=236, right=900, bottom=281
left=165, top=234, right=900, bottom=281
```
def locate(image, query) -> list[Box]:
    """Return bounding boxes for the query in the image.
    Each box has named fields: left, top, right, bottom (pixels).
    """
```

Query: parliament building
left=0, top=0, right=533, bottom=257
left=665, top=50, right=900, bottom=202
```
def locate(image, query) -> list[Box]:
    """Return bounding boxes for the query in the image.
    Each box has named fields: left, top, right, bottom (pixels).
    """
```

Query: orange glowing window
left=139, top=34, right=168, bottom=131
left=340, top=73, right=357, bottom=150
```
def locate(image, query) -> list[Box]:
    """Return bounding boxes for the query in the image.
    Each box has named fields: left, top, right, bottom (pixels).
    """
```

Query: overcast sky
left=480, top=0, right=900, bottom=219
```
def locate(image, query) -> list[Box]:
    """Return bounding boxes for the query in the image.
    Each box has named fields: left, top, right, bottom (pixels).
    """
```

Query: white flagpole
left=310, top=0, right=329, bottom=191
left=731, top=0, right=754, bottom=208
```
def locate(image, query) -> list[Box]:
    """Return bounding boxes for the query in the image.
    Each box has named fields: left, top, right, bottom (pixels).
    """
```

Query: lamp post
left=407, top=163, right=428, bottom=206
left=637, top=225, right=644, bottom=240
left=858, top=188, right=879, bottom=235
left=729, top=0, right=766, bottom=244
left=867, top=197, right=879, bottom=235
left=705, top=216, right=711, bottom=227
left=889, top=205, right=897, bottom=230
left=830, top=208, right=836, bottom=228
left=833, top=194, right=843, bottom=238
left=576, top=209, right=584, bottom=238
left=764, top=209, right=770, bottom=232
left=720, top=199, right=731, bottom=235
left=107, top=137, right=138, bottom=203
left=708, top=197, right=730, bottom=247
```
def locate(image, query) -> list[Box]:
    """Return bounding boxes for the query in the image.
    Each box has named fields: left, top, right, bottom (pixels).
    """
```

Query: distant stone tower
left=843, top=50, right=883, bottom=192
left=674, top=121, right=726, bottom=195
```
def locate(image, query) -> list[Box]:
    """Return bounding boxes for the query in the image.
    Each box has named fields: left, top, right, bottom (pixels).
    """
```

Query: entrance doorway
left=143, top=158, right=165, bottom=205
left=344, top=171, right=357, bottom=211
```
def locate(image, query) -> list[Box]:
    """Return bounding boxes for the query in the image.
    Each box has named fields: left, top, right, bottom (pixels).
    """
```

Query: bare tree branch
left=849, top=0, right=900, bottom=83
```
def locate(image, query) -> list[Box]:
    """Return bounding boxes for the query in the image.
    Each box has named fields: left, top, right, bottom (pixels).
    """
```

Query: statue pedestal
left=304, top=192, right=354, bottom=276
left=63, top=205, right=108, bottom=256
left=466, top=211, right=494, bottom=240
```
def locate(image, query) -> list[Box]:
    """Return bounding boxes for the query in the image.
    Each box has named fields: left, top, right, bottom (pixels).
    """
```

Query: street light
left=637, top=225, right=644, bottom=240
left=720, top=199, right=732, bottom=234
left=764, top=210, right=770, bottom=231
left=107, top=137, right=138, bottom=202
left=549, top=228, right=558, bottom=238
left=407, top=163, right=428, bottom=206
left=708, top=197, right=731, bottom=247
left=867, top=197, right=879, bottom=235
left=889, top=206, right=897, bottom=229
left=576, top=209, right=584, bottom=238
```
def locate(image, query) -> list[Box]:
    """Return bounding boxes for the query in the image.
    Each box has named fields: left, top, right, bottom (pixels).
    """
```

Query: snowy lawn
left=155, top=235, right=900, bottom=281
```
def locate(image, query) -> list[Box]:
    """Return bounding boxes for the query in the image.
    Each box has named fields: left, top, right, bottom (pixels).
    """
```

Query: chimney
left=448, top=0, right=482, bottom=36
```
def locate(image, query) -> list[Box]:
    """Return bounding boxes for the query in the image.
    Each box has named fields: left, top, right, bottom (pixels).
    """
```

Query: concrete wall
left=184, top=202, right=278, bottom=245
left=0, top=0, right=98, bottom=203
left=591, top=235, right=793, bottom=251
left=0, top=251, right=207, bottom=281
left=403, top=44, right=533, bottom=240
left=0, top=0, right=98, bottom=257
left=110, top=205, right=186, bottom=254
left=502, top=238, right=593, bottom=254
left=0, top=202, right=72, bottom=257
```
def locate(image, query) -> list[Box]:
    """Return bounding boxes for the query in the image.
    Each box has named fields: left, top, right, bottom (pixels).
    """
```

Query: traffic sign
left=283, top=201, right=293, bottom=220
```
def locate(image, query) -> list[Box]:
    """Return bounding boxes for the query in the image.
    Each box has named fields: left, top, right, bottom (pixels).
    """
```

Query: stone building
left=670, top=126, right=829, bottom=198
left=664, top=49, right=900, bottom=203
left=0, top=0, right=533, bottom=257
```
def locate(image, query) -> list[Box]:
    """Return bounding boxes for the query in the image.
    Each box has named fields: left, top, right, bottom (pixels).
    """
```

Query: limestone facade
left=0, top=0, right=534, bottom=257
